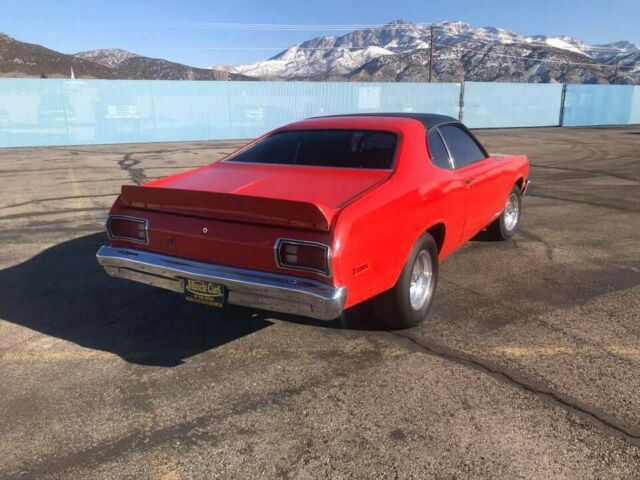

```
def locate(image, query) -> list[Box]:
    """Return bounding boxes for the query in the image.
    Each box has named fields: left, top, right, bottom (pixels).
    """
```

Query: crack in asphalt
left=518, top=229, right=556, bottom=261
left=387, top=332, right=640, bottom=446
left=118, top=153, right=149, bottom=185
left=113, top=144, right=243, bottom=186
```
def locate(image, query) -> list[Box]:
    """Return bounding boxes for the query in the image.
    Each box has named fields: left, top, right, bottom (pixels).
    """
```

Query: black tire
left=486, top=185, right=522, bottom=240
left=372, top=233, right=439, bottom=329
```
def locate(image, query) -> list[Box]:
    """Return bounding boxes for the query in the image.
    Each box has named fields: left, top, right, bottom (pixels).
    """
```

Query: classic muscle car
left=97, top=113, right=529, bottom=328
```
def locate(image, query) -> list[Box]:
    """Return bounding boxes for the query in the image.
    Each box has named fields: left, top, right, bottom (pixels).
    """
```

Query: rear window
left=226, top=130, right=398, bottom=169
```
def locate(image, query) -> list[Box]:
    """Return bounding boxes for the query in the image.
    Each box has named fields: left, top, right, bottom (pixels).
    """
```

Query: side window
left=427, top=129, right=451, bottom=169
left=439, top=125, right=486, bottom=168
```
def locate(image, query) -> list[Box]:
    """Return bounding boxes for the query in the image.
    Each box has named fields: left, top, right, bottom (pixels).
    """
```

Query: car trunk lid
left=119, top=161, right=391, bottom=231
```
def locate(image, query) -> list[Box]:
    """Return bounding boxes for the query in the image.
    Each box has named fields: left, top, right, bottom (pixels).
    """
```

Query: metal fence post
left=458, top=81, right=465, bottom=122
left=559, top=84, right=568, bottom=127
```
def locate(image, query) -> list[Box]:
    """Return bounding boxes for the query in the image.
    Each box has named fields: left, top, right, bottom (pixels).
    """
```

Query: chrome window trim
left=436, top=129, right=456, bottom=170
left=274, top=238, right=332, bottom=277
left=106, top=215, right=149, bottom=245
left=428, top=127, right=456, bottom=170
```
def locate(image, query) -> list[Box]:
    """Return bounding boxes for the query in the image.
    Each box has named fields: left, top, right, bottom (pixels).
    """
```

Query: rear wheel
left=372, top=233, right=439, bottom=329
left=486, top=186, right=522, bottom=240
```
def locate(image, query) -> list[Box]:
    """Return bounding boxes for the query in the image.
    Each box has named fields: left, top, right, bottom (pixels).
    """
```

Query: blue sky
left=1, top=0, right=639, bottom=67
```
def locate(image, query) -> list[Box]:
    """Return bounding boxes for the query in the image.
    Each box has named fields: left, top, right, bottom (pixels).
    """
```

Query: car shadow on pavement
left=0, top=232, right=273, bottom=367
left=250, top=302, right=392, bottom=332
left=470, top=230, right=503, bottom=242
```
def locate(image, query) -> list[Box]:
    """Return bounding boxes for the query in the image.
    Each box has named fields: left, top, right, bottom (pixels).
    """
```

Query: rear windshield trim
left=224, top=129, right=400, bottom=171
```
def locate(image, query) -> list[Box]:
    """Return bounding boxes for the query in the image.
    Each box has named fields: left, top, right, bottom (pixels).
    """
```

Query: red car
left=97, top=114, right=529, bottom=328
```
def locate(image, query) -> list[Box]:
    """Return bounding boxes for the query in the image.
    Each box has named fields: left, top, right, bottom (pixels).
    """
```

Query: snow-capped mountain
left=222, top=20, right=432, bottom=78
left=74, top=48, right=140, bottom=68
left=218, top=20, right=640, bottom=84
left=1, top=22, right=637, bottom=83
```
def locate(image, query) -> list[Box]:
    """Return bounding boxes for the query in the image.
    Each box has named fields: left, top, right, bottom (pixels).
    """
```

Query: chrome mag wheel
left=504, top=193, right=520, bottom=231
left=409, top=250, right=434, bottom=310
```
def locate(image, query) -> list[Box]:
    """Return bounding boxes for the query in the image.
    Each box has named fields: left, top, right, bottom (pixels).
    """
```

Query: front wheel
left=372, top=233, right=439, bottom=329
left=486, top=186, right=522, bottom=240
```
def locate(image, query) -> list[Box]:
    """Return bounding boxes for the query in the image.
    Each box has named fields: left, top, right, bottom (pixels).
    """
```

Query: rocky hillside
left=0, top=33, right=118, bottom=78
left=74, top=48, right=253, bottom=80
left=74, top=48, right=139, bottom=68
left=0, top=34, right=251, bottom=80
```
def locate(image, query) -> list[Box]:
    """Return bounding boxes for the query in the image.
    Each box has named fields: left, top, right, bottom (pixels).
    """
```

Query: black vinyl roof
left=312, top=113, right=460, bottom=130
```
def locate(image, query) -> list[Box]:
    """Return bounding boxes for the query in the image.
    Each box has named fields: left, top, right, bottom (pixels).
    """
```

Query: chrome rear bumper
left=96, top=246, right=346, bottom=321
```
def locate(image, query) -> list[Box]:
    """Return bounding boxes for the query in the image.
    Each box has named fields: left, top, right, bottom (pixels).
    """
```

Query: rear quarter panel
left=332, top=122, right=467, bottom=308
left=492, top=153, right=530, bottom=202
left=333, top=139, right=529, bottom=309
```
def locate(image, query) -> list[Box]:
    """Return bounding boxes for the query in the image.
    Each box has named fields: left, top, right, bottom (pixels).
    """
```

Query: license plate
left=183, top=279, right=225, bottom=308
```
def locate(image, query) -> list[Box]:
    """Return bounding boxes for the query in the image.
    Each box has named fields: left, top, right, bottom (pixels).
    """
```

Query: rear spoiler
left=119, top=185, right=332, bottom=232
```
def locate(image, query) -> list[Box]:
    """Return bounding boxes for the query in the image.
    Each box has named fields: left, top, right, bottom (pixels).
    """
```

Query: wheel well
left=515, top=177, right=524, bottom=191
left=426, top=223, right=446, bottom=253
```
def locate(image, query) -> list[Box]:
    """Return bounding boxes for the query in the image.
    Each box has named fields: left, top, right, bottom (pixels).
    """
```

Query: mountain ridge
left=0, top=34, right=252, bottom=80
left=218, top=20, right=640, bottom=84
left=0, top=21, right=638, bottom=84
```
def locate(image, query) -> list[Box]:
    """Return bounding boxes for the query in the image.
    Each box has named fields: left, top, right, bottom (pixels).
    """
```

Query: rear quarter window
left=226, top=130, right=398, bottom=169
left=427, top=129, right=452, bottom=169
left=439, top=125, right=486, bottom=168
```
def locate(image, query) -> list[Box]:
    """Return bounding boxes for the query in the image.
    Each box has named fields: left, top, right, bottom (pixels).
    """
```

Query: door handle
left=465, top=177, right=476, bottom=185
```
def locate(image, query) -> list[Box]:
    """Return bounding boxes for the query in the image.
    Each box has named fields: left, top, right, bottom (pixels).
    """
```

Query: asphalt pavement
left=1, top=126, right=639, bottom=479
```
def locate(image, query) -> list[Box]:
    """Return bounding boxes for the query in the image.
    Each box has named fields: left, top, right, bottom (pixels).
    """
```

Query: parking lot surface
left=1, top=126, right=639, bottom=479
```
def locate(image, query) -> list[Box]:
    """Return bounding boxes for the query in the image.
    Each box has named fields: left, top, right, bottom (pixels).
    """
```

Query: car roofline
left=307, top=113, right=461, bottom=131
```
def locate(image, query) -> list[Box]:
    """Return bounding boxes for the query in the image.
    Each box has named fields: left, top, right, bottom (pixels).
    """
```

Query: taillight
left=275, top=239, right=330, bottom=276
left=106, top=216, right=148, bottom=244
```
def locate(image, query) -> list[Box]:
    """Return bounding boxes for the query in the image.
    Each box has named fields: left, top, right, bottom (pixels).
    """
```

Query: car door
left=438, top=124, right=502, bottom=239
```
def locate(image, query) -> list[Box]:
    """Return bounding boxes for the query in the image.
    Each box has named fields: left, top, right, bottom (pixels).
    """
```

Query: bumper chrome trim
left=96, top=246, right=346, bottom=321
left=522, top=179, right=531, bottom=196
